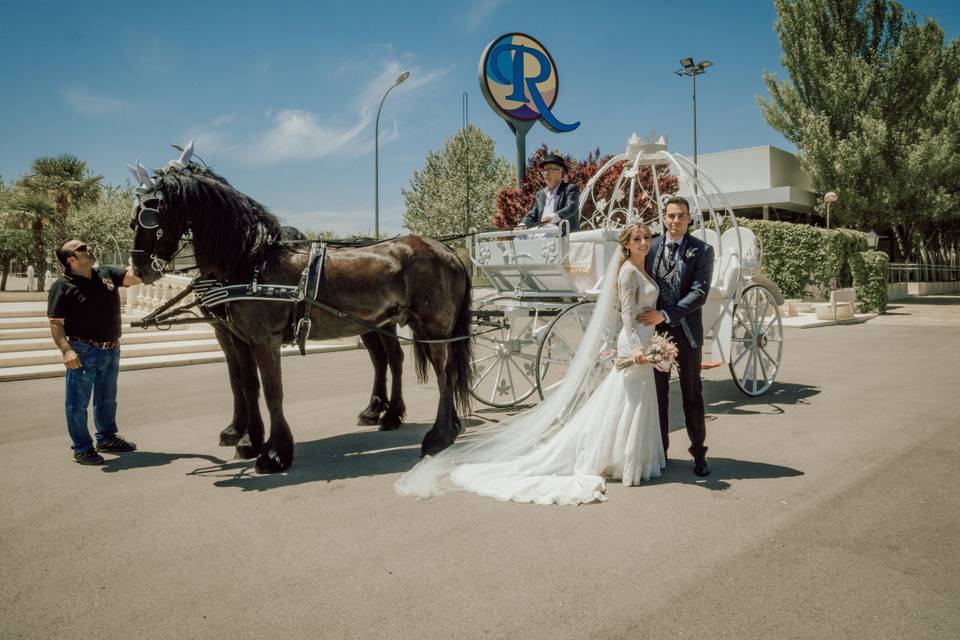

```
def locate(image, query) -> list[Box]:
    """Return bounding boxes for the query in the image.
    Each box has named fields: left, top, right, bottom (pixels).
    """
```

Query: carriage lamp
left=374, top=70, right=411, bottom=240
left=865, top=230, right=878, bottom=249
left=823, top=191, right=838, bottom=229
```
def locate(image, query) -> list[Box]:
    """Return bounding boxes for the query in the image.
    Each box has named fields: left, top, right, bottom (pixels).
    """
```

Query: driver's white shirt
left=541, top=184, right=561, bottom=223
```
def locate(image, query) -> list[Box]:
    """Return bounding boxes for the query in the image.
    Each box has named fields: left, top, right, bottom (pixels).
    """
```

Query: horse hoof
left=378, top=418, right=401, bottom=431
left=255, top=448, right=292, bottom=474
left=357, top=412, right=382, bottom=426
left=220, top=428, right=241, bottom=447
left=420, top=433, right=454, bottom=458
left=235, top=436, right=262, bottom=460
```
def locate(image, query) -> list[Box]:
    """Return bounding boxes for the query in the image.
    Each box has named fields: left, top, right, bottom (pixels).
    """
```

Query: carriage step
left=0, top=340, right=360, bottom=382
left=0, top=328, right=216, bottom=353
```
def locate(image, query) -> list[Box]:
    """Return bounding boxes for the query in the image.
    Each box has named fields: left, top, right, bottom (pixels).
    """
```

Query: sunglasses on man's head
left=70, top=244, right=90, bottom=255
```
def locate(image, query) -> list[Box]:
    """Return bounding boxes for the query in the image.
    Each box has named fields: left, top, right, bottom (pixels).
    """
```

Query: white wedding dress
left=395, top=257, right=665, bottom=505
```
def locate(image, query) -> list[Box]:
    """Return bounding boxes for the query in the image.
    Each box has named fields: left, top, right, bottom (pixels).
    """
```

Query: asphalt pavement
left=1, top=295, right=958, bottom=639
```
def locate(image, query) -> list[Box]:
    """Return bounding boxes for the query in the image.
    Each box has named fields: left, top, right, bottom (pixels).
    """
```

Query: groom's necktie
left=666, top=242, right=679, bottom=269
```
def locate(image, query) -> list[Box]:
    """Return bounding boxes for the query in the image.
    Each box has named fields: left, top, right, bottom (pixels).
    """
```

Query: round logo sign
left=480, top=32, right=559, bottom=122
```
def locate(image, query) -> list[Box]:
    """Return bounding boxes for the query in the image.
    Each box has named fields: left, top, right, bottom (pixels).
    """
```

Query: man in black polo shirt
left=48, top=239, right=142, bottom=465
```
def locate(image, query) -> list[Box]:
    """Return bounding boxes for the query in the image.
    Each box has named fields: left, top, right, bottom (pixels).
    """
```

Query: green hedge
left=718, top=219, right=870, bottom=301
left=850, top=250, right=889, bottom=313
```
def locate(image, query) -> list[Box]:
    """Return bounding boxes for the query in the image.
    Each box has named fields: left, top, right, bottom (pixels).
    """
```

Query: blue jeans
left=64, top=339, right=121, bottom=453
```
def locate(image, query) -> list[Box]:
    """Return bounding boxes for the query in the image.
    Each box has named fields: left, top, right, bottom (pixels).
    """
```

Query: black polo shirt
left=47, top=266, right=127, bottom=343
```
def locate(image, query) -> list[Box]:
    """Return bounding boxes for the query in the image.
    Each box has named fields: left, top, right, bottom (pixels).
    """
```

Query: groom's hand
left=637, top=309, right=666, bottom=326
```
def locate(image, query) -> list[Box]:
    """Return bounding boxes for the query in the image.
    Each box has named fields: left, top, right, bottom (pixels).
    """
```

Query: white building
left=678, top=145, right=819, bottom=222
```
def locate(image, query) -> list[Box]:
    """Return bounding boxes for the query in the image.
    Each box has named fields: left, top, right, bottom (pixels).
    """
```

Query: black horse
left=128, top=149, right=472, bottom=473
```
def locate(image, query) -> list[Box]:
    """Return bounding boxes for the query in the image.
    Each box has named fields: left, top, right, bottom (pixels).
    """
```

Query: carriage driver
left=516, top=154, right=581, bottom=232
left=47, top=240, right=142, bottom=465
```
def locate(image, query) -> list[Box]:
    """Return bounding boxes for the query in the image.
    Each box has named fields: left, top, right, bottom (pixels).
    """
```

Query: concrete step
left=0, top=341, right=360, bottom=382
left=0, top=322, right=195, bottom=341
left=0, top=328, right=216, bottom=353
left=0, top=313, right=161, bottom=333
left=0, top=303, right=48, bottom=319
left=0, top=338, right=229, bottom=368
left=0, top=292, right=47, bottom=302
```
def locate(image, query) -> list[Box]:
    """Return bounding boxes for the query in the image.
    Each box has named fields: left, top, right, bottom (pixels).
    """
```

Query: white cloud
left=63, top=87, right=128, bottom=116
left=185, top=59, right=452, bottom=165
left=466, top=0, right=506, bottom=32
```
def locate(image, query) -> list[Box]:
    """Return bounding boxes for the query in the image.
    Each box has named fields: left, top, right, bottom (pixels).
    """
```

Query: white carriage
left=467, top=134, right=784, bottom=408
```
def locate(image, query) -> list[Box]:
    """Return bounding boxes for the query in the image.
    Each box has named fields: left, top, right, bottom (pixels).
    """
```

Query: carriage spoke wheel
left=535, top=301, right=617, bottom=401
left=729, top=284, right=783, bottom=396
left=468, top=297, right=548, bottom=408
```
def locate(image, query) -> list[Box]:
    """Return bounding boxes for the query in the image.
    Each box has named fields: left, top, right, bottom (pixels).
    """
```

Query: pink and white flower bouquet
left=614, top=333, right=679, bottom=373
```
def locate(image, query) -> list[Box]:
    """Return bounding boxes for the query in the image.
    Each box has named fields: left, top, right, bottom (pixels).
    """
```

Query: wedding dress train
left=395, top=257, right=665, bottom=505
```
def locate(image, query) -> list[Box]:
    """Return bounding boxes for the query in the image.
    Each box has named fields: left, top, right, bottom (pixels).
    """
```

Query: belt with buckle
left=69, top=337, right=119, bottom=349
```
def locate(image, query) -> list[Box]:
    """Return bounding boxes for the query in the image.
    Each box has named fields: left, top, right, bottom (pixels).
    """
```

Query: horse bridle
left=128, top=141, right=196, bottom=276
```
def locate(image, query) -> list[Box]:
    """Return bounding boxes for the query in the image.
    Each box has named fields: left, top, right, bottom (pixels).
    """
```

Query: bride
left=395, top=223, right=665, bottom=505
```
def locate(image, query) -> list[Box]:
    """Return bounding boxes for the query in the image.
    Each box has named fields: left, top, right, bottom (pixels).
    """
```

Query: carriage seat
left=690, top=228, right=733, bottom=299
left=472, top=231, right=568, bottom=266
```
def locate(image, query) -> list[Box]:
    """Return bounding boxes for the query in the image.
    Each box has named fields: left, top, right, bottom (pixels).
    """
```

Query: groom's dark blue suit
left=645, top=232, right=714, bottom=458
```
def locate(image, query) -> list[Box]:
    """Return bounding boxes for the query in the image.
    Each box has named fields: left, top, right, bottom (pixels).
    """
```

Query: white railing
left=124, top=274, right=195, bottom=316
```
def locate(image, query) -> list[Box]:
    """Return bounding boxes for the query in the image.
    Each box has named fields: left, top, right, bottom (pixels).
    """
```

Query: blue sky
left=1, top=0, right=957, bottom=235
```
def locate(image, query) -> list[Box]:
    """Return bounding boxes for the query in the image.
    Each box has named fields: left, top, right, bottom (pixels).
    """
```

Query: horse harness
left=133, top=240, right=486, bottom=351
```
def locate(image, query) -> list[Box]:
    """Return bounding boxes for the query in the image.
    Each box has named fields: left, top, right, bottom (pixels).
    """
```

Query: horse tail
left=413, top=342, right=430, bottom=384
left=412, top=249, right=473, bottom=416
left=449, top=265, right=474, bottom=415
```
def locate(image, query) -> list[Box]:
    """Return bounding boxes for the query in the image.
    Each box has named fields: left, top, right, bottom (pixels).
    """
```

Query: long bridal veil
left=395, top=253, right=623, bottom=499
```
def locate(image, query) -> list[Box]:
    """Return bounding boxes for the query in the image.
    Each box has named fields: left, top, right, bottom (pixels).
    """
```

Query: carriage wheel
left=468, top=297, right=549, bottom=408
left=535, top=301, right=618, bottom=401
left=728, top=284, right=783, bottom=396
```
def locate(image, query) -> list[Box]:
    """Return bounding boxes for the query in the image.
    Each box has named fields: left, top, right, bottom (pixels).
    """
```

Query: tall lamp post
left=823, top=191, right=838, bottom=229
left=374, top=70, right=410, bottom=239
left=674, top=57, right=714, bottom=192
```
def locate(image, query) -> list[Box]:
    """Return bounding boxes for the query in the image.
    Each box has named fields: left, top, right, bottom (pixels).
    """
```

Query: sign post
left=478, top=33, right=579, bottom=186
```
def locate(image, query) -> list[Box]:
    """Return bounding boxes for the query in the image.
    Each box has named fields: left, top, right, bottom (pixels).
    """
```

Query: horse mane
left=157, top=166, right=282, bottom=278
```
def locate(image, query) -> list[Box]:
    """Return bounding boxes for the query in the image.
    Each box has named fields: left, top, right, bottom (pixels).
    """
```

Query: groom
left=638, top=196, right=714, bottom=476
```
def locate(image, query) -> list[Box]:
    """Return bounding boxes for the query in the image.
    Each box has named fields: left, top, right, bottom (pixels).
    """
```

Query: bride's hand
left=632, top=351, right=648, bottom=365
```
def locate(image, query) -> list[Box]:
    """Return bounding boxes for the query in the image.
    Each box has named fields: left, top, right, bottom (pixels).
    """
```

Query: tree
left=18, top=154, right=103, bottom=248
left=6, top=191, right=56, bottom=291
left=402, top=125, right=514, bottom=238
left=0, top=178, right=32, bottom=291
left=64, top=184, right=136, bottom=266
left=493, top=144, right=679, bottom=229
left=302, top=228, right=339, bottom=241
left=758, top=0, right=960, bottom=260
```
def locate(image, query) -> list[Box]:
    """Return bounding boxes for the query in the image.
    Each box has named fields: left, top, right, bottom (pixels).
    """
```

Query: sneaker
left=96, top=435, right=137, bottom=453
left=74, top=449, right=105, bottom=465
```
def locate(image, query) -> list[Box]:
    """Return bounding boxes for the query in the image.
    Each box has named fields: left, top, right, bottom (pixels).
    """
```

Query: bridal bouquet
left=614, top=333, right=679, bottom=373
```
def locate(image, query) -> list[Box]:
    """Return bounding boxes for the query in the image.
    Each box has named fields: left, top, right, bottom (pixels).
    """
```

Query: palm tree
left=13, top=192, right=56, bottom=292
left=19, top=154, right=103, bottom=248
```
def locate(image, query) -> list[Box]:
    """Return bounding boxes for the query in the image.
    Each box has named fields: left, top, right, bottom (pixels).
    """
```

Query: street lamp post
left=674, top=58, right=714, bottom=193
left=374, top=70, right=410, bottom=239
left=823, top=191, right=838, bottom=229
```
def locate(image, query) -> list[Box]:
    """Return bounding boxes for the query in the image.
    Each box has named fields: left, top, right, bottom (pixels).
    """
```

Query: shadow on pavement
left=889, top=294, right=959, bottom=307
left=189, top=422, right=437, bottom=491
left=700, top=379, right=820, bottom=417
left=646, top=456, right=805, bottom=492
left=100, top=450, right=227, bottom=473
